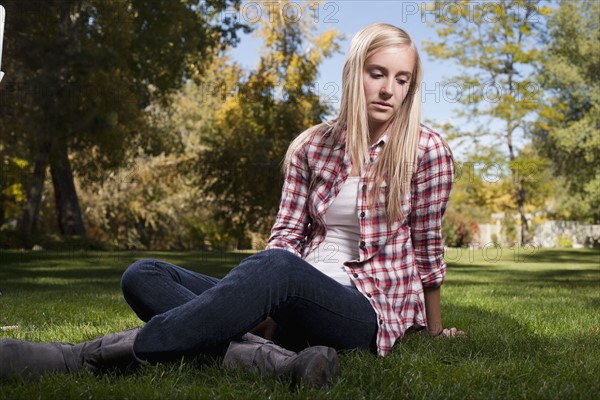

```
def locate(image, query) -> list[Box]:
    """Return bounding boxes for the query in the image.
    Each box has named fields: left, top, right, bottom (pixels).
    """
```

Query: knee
left=266, top=248, right=304, bottom=268
left=240, top=248, right=308, bottom=277
left=120, top=259, right=160, bottom=293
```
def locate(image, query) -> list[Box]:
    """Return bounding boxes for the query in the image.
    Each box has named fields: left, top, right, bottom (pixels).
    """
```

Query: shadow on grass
left=521, top=248, right=600, bottom=264
left=0, top=250, right=249, bottom=284
left=449, top=267, right=599, bottom=290
left=342, top=303, right=600, bottom=399
left=401, top=303, right=550, bottom=364
left=445, top=247, right=600, bottom=268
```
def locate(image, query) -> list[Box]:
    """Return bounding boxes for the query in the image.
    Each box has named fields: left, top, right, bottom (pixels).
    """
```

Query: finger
left=448, top=327, right=465, bottom=337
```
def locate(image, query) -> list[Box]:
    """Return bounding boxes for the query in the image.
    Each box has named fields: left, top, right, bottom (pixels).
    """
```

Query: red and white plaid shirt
left=267, top=124, right=454, bottom=356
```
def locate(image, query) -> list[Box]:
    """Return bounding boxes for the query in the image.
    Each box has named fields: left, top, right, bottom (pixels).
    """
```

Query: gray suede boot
left=223, top=333, right=339, bottom=388
left=0, top=327, right=142, bottom=380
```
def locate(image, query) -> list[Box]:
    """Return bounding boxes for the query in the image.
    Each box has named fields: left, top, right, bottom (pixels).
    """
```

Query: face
left=362, top=45, right=416, bottom=137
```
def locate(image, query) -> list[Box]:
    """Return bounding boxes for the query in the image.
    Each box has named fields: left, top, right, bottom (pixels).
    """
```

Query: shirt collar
left=333, top=127, right=389, bottom=150
left=370, top=132, right=388, bottom=149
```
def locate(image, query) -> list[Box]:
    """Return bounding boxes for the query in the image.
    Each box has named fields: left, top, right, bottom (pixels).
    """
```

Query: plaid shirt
left=267, top=124, right=454, bottom=356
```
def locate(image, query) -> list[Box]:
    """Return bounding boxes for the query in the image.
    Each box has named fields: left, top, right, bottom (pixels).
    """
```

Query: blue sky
left=228, top=1, right=460, bottom=133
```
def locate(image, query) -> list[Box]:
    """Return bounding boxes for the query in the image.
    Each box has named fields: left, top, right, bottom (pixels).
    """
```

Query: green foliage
left=422, top=0, right=548, bottom=134
left=199, top=2, right=341, bottom=238
left=77, top=152, right=239, bottom=250
left=452, top=147, right=514, bottom=214
left=444, top=143, right=554, bottom=245
left=533, top=0, right=600, bottom=222
left=0, top=157, right=28, bottom=227
left=556, top=235, right=573, bottom=248
left=423, top=0, right=553, bottom=243
left=0, top=1, right=338, bottom=248
left=501, top=214, right=517, bottom=243
left=0, top=0, right=248, bottom=235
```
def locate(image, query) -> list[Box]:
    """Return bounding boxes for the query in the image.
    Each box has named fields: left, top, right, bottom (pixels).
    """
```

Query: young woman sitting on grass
left=0, top=23, right=463, bottom=388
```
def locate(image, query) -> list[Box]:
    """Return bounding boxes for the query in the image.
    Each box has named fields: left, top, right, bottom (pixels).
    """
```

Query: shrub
left=442, top=210, right=480, bottom=248
left=556, top=235, right=573, bottom=248
left=78, top=153, right=235, bottom=250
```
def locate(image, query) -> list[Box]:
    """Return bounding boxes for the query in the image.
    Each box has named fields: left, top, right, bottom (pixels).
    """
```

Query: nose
left=379, top=78, right=393, bottom=98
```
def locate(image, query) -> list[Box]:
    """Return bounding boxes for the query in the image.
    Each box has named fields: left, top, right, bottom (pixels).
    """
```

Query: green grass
left=1, top=248, right=599, bottom=399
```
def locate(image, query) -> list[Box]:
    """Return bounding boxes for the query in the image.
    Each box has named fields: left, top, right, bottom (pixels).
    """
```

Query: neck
left=368, top=121, right=389, bottom=145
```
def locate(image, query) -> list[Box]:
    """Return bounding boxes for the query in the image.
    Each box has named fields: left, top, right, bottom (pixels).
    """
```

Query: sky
left=227, top=1, right=462, bottom=137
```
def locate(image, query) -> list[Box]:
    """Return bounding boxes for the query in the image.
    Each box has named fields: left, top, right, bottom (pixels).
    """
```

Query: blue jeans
left=120, top=249, right=378, bottom=363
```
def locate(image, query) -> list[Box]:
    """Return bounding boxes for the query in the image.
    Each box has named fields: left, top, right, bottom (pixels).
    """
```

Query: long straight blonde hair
left=284, top=23, right=423, bottom=222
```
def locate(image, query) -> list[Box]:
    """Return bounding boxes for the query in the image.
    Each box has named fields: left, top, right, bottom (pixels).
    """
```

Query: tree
left=0, top=0, right=247, bottom=237
left=200, top=1, right=341, bottom=241
left=423, top=0, right=551, bottom=243
left=68, top=51, right=245, bottom=250
left=533, top=0, right=600, bottom=222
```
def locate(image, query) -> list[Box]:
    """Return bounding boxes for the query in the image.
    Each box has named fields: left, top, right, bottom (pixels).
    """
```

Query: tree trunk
left=18, top=135, right=52, bottom=235
left=506, top=117, right=531, bottom=245
left=0, top=194, right=5, bottom=228
left=515, top=182, right=531, bottom=244
left=49, top=137, right=86, bottom=237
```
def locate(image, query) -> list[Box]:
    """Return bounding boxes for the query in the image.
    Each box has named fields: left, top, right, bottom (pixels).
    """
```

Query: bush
left=502, top=216, right=517, bottom=244
left=556, top=235, right=573, bottom=248
left=78, top=153, right=235, bottom=250
left=442, top=210, right=480, bottom=247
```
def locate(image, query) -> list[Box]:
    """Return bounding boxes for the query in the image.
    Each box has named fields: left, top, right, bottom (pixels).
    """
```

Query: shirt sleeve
left=266, top=143, right=311, bottom=257
left=409, top=133, right=454, bottom=288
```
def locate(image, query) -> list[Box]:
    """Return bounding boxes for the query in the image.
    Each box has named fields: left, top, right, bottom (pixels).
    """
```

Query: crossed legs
left=120, top=249, right=378, bottom=363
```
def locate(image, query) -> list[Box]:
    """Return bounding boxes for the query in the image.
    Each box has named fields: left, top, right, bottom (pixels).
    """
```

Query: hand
left=438, top=327, right=465, bottom=338
left=420, top=326, right=465, bottom=338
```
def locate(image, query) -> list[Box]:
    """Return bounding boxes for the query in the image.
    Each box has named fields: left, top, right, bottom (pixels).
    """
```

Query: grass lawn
left=1, top=247, right=599, bottom=399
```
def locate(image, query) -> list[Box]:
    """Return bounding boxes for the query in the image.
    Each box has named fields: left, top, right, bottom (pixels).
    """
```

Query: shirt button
left=362, top=184, right=367, bottom=192
left=379, top=319, right=384, bottom=325
left=353, top=273, right=359, bottom=278
left=366, top=293, right=372, bottom=298
left=359, top=211, right=365, bottom=218
left=359, top=241, right=366, bottom=250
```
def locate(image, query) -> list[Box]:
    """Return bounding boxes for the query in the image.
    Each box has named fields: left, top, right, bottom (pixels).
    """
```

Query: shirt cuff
left=419, top=264, right=446, bottom=288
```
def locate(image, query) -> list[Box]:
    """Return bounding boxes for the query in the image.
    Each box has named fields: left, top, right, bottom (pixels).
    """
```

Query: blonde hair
left=284, top=23, right=423, bottom=222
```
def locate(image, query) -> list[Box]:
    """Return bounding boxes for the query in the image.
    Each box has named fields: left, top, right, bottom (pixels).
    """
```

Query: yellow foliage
left=4, top=183, right=26, bottom=203
left=12, top=158, right=28, bottom=169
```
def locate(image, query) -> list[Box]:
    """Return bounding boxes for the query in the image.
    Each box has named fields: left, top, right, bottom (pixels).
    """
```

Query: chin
left=368, top=114, right=393, bottom=124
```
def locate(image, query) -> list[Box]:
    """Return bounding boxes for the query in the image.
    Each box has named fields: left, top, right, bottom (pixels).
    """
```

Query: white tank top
left=304, top=176, right=361, bottom=286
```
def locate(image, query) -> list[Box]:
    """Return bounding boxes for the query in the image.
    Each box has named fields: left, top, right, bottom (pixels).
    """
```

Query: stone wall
left=473, top=220, right=600, bottom=248
left=477, top=222, right=502, bottom=246
left=532, top=221, right=600, bottom=248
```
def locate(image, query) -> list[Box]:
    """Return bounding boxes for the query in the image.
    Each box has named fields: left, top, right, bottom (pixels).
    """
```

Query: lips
left=372, top=101, right=392, bottom=108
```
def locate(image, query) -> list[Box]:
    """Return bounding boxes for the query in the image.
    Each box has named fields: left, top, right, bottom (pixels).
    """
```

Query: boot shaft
left=0, top=327, right=142, bottom=381
left=222, top=333, right=339, bottom=388
left=0, top=339, right=78, bottom=380
left=76, top=327, right=142, bottom=373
